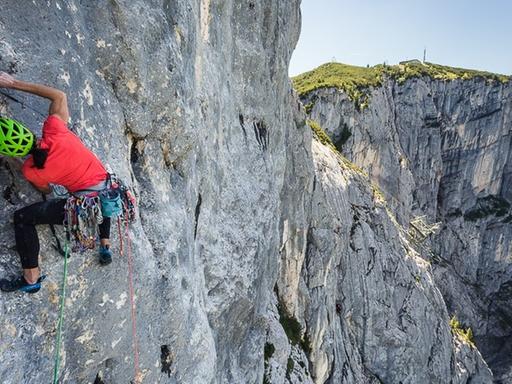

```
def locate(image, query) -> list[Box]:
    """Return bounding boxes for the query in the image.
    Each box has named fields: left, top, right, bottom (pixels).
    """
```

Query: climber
left=0, top=71, right=113, bottom=294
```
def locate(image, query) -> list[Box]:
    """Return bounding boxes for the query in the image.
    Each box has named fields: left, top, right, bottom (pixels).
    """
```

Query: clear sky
left=289, top=0, right=512, bottom=76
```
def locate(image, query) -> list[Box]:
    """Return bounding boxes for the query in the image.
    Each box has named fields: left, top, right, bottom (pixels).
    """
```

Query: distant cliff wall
left=302, top=73, right=512, bottom=381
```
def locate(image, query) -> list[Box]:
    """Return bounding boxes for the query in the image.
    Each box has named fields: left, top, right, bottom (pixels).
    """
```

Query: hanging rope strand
left=52, top=241, right=70, bottom=384
left=117, top=217, right=124, bottom=256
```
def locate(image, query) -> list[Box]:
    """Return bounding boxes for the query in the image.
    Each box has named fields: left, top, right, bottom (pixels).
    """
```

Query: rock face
left=273, top=139, right=492, bottom=384
left=303, top=76, right=512, bottom=381
left=0, top=1, right=496, bottom=384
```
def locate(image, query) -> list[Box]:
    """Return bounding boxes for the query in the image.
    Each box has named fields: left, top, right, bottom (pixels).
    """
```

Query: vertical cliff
left=0, top=1, right=303, bottom=382
left=0, top=2, right=497, bottom=384
left=297, top=62, right=511, bottom=382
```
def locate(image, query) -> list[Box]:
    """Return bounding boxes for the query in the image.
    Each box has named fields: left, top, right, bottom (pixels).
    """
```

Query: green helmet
left=0, top=117, right=35, bottom=157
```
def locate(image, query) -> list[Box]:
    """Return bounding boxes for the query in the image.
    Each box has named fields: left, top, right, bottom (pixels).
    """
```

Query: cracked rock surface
left=303, top=76, right=511, bottom=382
left=0, top=1, right=497, bottom=383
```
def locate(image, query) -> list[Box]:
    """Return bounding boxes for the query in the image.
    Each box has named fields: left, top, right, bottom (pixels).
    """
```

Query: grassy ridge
left=293, top=61, right=510, bottom=108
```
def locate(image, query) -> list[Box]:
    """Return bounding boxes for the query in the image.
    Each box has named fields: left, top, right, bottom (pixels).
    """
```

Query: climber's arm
left=0, top=72, right=69, bottom=123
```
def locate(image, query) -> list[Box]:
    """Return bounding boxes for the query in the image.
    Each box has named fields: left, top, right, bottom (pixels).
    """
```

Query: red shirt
left=22, top=115, right=107, bottom=193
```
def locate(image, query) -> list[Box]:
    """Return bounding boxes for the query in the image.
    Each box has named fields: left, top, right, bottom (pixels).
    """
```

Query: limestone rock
left=303, top=74, right=511, bottom=381
left=0, top=1, right=496, bottom=383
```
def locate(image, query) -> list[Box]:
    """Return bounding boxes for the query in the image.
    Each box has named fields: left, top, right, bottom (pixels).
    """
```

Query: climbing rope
left=118, top=217, right=141, bottom=383
left=52, top=241, right=70, bottom=384
left=50, top=176, right=137, bottom=383
left=115, top=180, right=139, bottom=382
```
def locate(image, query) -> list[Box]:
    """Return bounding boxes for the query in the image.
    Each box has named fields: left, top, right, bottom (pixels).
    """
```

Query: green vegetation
left=339, top=156, right=367, bottom=176
left=464, top=196, right=510, bottom=221
left=300, top=333, right=312, bottom=355
left=307, top=119, right=367, bottom=176
left=449, top=316, right=475, bottom=347
left=277, top=300, right=313, bottom=357
left=293, top=61, right=510, bottom=109
left=263, top=343, right=275, bottom=384
left=447, top=209, right=463, bottom=218
left=286, top=357, right=295, bottom=380
left=334, top=123, right=352, bottom=149
left=277, top=302, right=303, bottom=345
left=371, top=184, right=387, bottom=205
left=308, top=119, right=337, bottom=152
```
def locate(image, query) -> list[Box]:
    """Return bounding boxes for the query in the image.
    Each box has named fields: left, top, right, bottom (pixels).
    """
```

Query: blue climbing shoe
left=99, top=245, right=112, bottom=265
left=0, top=275, right=46, bottom=294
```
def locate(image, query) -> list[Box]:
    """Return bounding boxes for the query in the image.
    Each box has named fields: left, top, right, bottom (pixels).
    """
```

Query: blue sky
left=289, top=0, right=512, bottom=76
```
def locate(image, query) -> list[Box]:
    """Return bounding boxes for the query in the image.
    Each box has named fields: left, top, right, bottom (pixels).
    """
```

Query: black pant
left=14, top=199, right=111, bottom=269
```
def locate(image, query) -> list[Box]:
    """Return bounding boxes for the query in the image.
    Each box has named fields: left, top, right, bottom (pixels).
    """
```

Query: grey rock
left=276, top=139, right=492, bottom=384
left=0, top=1, right=495, bottom=384
left=304, top=75, right=511, bottom=381
left=0, top=1, right=302, bottom=383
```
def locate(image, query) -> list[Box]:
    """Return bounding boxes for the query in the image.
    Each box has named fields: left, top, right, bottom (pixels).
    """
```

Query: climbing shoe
left=0, top=275, right=46, bottom=294
left=99, top=245, right=112, bottom=265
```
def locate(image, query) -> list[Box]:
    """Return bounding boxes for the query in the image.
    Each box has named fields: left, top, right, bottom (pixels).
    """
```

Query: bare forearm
left=11, top=79, right=65, bottom=101
left=11, top=78, right=69, bottom=122
left=0, top=72, right=70, bottom=122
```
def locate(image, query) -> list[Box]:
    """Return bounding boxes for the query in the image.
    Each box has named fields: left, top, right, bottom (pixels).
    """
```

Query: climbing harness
left=63, top=174, right=136, bottom=253
left=52, top=241, right=70, bottom=384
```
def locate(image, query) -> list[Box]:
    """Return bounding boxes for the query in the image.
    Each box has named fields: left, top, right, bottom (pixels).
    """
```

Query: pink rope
left=117, top=217, right=124, bottom=255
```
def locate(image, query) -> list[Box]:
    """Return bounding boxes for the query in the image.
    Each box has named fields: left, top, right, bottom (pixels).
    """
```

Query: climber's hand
left=0, top=72, right=15, bottom=88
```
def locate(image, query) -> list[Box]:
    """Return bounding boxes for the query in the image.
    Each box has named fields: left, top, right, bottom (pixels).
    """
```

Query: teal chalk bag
left=100, top=187, right=123, bottom=217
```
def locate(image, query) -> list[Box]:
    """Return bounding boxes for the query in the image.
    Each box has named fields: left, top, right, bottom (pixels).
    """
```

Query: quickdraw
left=63, top=174, right=136, bottom=253
left=109, top=174, right=137, bottom=224
left=64, top=194, right=101, bottom=252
